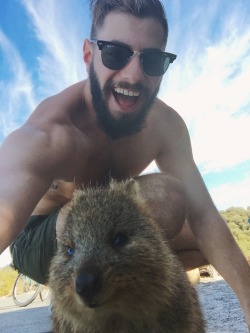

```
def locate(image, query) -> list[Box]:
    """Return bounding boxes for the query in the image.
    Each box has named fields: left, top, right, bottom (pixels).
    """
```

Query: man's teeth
left=114, top=87, right=140, bottom=97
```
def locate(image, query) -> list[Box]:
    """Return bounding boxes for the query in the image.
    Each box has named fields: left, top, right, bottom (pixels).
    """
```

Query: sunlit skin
left=0, top=12, right=250, bottom=331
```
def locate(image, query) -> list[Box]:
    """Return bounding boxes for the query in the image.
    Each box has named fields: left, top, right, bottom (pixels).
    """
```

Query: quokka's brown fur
left=49, top=179, right=206, bottom=333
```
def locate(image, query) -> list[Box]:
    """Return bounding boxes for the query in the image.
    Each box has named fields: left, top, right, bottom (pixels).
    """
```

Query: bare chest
left=75, top=136, right=158, bottom=185
left=34, top=128, right=160, bottom=215
left=33, top=139, right=157, bottom=215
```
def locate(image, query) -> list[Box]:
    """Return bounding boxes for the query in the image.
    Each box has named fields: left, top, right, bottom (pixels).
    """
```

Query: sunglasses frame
left=91, top=39, right=177, bottom=77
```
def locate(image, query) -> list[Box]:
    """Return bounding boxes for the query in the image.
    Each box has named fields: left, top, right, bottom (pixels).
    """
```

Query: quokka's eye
left=112, top=233, right=128, bottom=250
left=66, top=246, right=75, bottom=256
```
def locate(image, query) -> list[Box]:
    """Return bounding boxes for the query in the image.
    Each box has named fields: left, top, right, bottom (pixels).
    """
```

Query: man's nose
left=119, top=53, right=144, bottom=82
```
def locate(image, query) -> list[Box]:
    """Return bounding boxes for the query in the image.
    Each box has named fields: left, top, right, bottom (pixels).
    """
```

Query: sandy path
left=198, top=278, right=248, bottom=332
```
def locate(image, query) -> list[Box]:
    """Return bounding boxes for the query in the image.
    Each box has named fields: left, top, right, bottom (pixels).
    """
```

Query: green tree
left=220, top=206, right=250, bottom=261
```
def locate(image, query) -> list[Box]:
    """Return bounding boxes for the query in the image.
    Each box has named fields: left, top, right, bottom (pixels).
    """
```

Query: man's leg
left=10, top=210, right=59, bottom=284
left=134, top=173, right=208, bottom=270
left=168, top=221, right=208, bottom=270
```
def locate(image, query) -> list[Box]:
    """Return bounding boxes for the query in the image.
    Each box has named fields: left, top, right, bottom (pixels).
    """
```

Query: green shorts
left=10, top=210, right=59, bottom=285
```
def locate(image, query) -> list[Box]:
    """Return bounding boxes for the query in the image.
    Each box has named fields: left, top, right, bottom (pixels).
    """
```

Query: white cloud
left=210, top=176, right=250, bottom=211
left=21, top=0, right=89, bottom=96
left=0, top=30, right=36, bottom=136
left=160, top=6, right=250, bottom=174
left=0, top=0, right=90, bottom=138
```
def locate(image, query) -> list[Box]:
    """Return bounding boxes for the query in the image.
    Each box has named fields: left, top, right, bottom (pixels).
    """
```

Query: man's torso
left=28, top=80, right=177, bottom=216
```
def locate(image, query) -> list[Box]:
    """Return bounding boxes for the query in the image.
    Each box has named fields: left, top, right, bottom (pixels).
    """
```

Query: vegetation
left=0, top=265, right=18, bottom=297
left=220, top=206, right=250, bottom=260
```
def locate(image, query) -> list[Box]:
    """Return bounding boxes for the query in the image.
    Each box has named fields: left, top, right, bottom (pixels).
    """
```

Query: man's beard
left=89, top=63, right=160, bottom=140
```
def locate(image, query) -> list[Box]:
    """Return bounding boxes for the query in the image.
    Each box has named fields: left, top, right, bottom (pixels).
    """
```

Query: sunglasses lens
left=142, top=52, right=170, bottom=76
left=95, top=40, right=175, bottom=77
left=101, top=43, right=132, bottom=70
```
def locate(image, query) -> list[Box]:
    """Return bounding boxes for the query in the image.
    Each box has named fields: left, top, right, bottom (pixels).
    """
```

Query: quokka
left=49, top=179, right=205, bottom=333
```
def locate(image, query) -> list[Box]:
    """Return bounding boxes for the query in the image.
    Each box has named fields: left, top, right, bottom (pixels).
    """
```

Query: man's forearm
left=0, top=205, right=17, bottom=253
left=0, top=202, right=31, bottom=254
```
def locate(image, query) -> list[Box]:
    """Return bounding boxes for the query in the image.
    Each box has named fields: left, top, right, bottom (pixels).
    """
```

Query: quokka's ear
left=109, top=178, right=142, bottom=201
left=124, top=179, right=140, bottom=197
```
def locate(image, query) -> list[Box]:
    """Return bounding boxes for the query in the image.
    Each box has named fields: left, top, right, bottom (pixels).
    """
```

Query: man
left=0, top=0, right=250, bottom=329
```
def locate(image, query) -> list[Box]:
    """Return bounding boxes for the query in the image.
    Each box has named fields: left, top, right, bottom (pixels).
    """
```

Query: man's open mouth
left=113, top=86, right=140, bottom=110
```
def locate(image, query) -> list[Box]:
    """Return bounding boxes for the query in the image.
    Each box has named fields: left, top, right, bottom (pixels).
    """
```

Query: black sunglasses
left=91, top=39, right=177, bottom=77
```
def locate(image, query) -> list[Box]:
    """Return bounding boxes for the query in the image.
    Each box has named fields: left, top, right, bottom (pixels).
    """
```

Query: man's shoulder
left=36, top=80, right=85, bottom=112
left=27, top=81, right=86, bottom=130
left=150, top=98, right=192, bottom=161
left=149, top=100, right=194, bottom=174
left=152, top=98, right=188, bottom=134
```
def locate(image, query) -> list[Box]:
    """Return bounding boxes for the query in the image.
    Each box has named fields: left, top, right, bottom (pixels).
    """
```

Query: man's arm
left=156, top=107, right=250, bottom=330
left=0, top=124, right=66, bottom=253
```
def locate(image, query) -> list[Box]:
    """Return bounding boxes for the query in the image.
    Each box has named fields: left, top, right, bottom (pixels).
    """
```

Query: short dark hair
left=89, top=0, right=168, bottom=44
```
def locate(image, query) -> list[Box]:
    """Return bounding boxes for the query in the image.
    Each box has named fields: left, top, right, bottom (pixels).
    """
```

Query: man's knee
left=168, top=221, right=208, bottom=270
left=177, top=250, right=208, bottom=271
left=134, top=173, right=186, bottom=239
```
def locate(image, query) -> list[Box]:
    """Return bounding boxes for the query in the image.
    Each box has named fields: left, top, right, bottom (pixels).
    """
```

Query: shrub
left=0, top=266, right=18, bottom=297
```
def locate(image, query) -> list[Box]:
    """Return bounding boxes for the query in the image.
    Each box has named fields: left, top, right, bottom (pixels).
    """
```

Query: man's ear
left=83, top=39, right=93, bottom=73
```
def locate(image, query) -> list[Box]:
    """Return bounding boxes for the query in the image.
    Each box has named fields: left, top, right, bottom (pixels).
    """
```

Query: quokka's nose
left=75, top=273, right=102, bottom=302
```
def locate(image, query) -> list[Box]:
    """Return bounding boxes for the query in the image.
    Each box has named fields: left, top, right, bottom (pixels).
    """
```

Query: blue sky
left=0, top=0, right=249, bottom=215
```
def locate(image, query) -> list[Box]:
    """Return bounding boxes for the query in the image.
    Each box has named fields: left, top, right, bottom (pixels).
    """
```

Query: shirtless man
left=0, top=0, right=250, bottom=329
